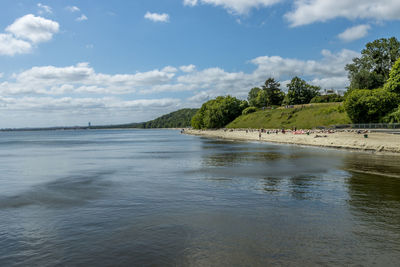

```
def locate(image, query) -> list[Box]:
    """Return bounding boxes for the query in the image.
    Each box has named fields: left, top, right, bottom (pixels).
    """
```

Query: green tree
left=345, top=37, right=400, bottom=90
left=286, top=77, right=320, bottom=105
left=384, top=57, right=400, bottom=94
left=248, top=78, right=285, bottom=108
left=255, top=90, right=268, bottom=108
left=344, top=89, right=399, bottom=123
left=191, top=96, right=248, bottom=129
left=248, top=87, right=261, bottom=107
left=261, top=78, right=285, bottom=106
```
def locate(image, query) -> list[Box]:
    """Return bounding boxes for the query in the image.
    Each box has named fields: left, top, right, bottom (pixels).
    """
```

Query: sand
left=185, top=129, right=400, bottom=154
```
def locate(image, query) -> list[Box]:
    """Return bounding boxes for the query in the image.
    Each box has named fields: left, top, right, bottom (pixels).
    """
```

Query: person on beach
left=259, top=130, right=262, bottom=140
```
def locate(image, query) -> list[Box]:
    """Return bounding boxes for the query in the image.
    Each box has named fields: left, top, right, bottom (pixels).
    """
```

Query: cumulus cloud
left=0, top=62, right=177, bottom=95
left=183, top=0, right=282, bottom=14
left=180, top=64, right=196, bottom=73
left=37, top=3, right=52, bottom=14
left=286, top=0, right=400, bottom=27
left=338, top=24, right=370, bottom=42
left=0, top=49, right=359, bottom=127
left=144, top=12, right=170, bottom=22
left=76, top=14, right=88, bottom=22
left=0, top=34, right=32, bottom=56
left=5, top=14, right=59, bottom=44
left=0, top=49, right=357, bottom=97
left=66, top=6, right=80, bottom=12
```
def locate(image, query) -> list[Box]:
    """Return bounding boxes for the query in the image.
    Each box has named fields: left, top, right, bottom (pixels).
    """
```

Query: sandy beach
left=185, top=129, right=400, bottom=154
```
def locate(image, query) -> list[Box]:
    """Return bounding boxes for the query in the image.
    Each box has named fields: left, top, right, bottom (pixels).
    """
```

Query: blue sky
left=0, top=0, right=400, bottom=127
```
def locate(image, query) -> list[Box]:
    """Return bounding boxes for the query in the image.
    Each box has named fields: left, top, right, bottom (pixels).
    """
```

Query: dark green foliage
left=285, top=77, right=320, bottom=105
left=140, top=108, right=198, bottom=128
left=242, top=106, right=257, bottom=115
left=248, top=78, right=285, bottom=108
left=145, top=109, right=196, bottom=128
left=346, top=37, right=400, bottom=90
left=261, top=78, right=285, bottom=106
left=191, top=96, right=248, bottom=129
left=382, top=106, right=400, bottom=123
left=384, top=57, right=400, bottom=94
left=344, top=89, right=399, bottom=123
left=310, top=94, right=344, bottom=103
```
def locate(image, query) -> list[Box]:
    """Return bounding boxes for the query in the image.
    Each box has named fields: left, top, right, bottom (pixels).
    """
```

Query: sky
left=0, top=0, right=400, bottom=128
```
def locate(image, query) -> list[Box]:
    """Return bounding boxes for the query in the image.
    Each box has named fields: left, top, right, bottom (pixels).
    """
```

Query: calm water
left=0, top=129, right=400, bottom=266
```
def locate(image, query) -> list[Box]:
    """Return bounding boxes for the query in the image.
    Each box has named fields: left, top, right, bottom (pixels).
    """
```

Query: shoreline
left=185, top=129, right=400, bottom=155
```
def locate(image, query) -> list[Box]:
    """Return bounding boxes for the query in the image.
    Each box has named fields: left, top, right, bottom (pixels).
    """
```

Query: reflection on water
left=344, top=153, right=400, bottom=253
left=1, top=130, right=400, bottom=266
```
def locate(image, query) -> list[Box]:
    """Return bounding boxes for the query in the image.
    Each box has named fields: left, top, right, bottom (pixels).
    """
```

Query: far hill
left=92, top=108, right=198, bottom=129
left=227, top=103, right=351, bottom=129
left=140, top=108, right=198, bottom=128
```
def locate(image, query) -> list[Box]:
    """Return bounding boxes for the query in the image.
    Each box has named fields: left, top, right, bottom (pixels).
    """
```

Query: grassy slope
left=227, top=103, right=351, bottom=129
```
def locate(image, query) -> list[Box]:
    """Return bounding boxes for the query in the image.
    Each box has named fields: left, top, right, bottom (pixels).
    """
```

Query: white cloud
left=0, top=34, right=32, bottom=56
left=76, top=14, right=88, bottom=22
left=0, top=63, right=177, bottom=95
left=338, top=24, right=370, bottom=42
left=183, top=0, right=282, bottom=14
left=180, top=64, right=196, bottom=73
left=6, top=14, right=59, bottom=44
left=0, top=49, right=359, bottom=127
left=162, top=66, right=178, bottom=73
left=66, top=6, right=80, bottom=12
left=286, top=0, right=400, bottom=27
left=37, top=3, right=52, bottom=14
left=144, top=12, right=170, bottom=23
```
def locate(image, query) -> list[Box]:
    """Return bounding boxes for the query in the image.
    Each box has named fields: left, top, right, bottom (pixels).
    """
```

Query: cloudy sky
left=1, top=0, right=400, bottom=128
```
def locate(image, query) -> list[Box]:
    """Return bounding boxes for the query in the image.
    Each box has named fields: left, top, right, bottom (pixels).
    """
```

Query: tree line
left=191, top=37, right=400, bottom=129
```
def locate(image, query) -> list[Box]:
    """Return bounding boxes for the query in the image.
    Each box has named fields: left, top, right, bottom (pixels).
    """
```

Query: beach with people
left=186, top=128, right=400, bottom=154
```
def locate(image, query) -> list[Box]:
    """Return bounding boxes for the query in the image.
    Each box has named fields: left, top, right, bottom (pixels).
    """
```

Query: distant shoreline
left=0, top=127, right=184, bottom=132
left=185, top=129, right=400, bottom=155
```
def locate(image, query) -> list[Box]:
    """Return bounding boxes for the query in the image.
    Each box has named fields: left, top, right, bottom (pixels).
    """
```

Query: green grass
left=227, top=103, right=351, bottom=129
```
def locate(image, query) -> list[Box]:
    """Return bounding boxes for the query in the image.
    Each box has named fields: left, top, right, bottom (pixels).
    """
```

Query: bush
left=310, top=94, right=344, bottom=103
left=344, top=88, right=399, bottom=123
left=383, top=106, right=400, bottom=123
left=191, top=96, right=248, bottom=129
left=242, top=106, right=257, bottom=115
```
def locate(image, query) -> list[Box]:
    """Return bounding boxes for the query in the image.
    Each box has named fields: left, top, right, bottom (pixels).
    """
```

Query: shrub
left=344, top=88, right=399, bottom=123
left=191, top=96, right=248, bottom=129
left=310, top=94, right=344, bottom=103
left=382, top=106, right=400, bottom=123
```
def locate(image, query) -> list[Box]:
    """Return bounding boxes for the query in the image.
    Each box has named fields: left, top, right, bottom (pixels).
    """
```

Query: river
left=0, top=129, right=399, bottom=266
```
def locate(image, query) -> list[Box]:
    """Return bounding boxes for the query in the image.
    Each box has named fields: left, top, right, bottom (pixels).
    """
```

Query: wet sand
left=185, top=129, right=400, bottom=154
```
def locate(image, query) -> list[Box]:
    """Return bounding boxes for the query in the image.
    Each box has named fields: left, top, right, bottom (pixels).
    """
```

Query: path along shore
left=185, top=129, right=400, bottom=154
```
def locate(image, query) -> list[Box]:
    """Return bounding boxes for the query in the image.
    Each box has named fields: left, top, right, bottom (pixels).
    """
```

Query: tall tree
left=286, top=77, right=320, bottom=105
left=247, top=87, right=261, bottom=107
left=384, top=57, right=400, bottom=94
left=345, top=37, right=400, bottom=90
left=261, top=78, right=285, bottom=106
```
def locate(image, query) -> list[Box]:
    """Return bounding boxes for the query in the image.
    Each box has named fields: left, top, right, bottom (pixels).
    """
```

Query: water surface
left=0, top=129, right=399, bottom=266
